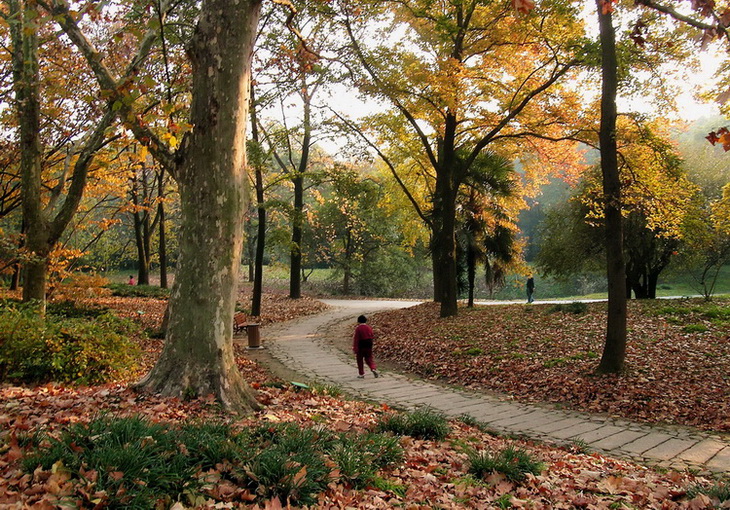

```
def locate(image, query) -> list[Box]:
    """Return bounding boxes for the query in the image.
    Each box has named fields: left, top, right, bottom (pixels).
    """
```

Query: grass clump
left=0, top=302, right=140, bottom=384
left=683, top=323, right=709, bottom=333
left=687, top=482, right=730, bottom=504
left=466, top=445, right=544, bottom=482
left=376, top=407, right=451, bottom=440
left=23, top=416, right=405, bottom=508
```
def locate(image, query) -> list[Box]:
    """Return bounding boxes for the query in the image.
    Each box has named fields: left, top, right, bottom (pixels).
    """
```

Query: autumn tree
left=5, top=0, right=119, bottom=314
left=537, top=118, right=695, bottom=302
left=48, top=0, right=262, bottom=412
left=339, top=0, right=586, bottom=317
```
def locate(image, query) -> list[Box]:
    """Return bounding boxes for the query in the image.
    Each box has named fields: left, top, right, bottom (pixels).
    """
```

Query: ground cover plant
left=373, top=299, right=730, bottom=432
left=0, top=291, right=727, bottom=508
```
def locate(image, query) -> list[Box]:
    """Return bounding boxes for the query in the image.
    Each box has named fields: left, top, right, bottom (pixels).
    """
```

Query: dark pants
left=356, top=347, right=376, bottom=375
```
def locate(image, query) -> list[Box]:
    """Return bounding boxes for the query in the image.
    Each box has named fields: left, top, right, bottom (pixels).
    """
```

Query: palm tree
left=456, top=151, right=518, bottom=306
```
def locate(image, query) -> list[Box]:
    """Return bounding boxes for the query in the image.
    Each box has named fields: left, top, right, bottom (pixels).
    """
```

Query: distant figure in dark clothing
left=352, top=315, right=378, bottom=378
left=526, top=276, right=535, bottom=303
left=128, top=275, right=136, bottom=286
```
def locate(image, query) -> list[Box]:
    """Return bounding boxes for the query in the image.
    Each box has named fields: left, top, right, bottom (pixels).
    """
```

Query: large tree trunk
left=11, top=0, right=45, bottom=311
left=137, top=0, right=261, bottom=413
left=596, top=0, right=627, bottom=374
left=432, top=173, right=459, bottom=317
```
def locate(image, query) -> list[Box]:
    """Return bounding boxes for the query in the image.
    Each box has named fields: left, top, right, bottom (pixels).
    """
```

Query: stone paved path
left=251, top=299, right=729, bottom=475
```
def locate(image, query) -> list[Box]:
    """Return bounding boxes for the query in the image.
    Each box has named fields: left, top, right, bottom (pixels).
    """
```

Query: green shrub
left=467, top=445, right=544, bottom=482
left=328, top=439, right=378, bottom=488
left=0, top=304, right=140, bottom=384
left=106, top=283, right=170, bottom=298
left=329, top=433, right=403, bottom=489
left=376, top=407, right=451, bottom=440
left=248, top=442, right=329, bottom=505
left=702, top=306, right=730, bottom=321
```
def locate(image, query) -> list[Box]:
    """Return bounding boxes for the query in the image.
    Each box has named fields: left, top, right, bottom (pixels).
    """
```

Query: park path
left=250, top=299, right=729, bottom=475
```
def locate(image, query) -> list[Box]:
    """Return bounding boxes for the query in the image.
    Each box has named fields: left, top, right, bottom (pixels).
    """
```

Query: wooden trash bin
left=246, top=323, right=262, bottom=349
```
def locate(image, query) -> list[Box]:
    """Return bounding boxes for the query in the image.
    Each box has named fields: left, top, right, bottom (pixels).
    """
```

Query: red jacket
left=352, top=323, right=374, bottom=353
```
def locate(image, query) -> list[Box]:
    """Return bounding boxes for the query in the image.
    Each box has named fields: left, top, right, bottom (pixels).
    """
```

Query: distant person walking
left=526, top=276, right=535, bottom=303
left=352, top=315, right=379, bottom=379
left=128, top=275, right=136, bottom=286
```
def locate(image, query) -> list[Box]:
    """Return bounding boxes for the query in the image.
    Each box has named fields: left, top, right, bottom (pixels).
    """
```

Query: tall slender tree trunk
left=467, top=244, right=476, bottom=307
left=596, top=0, right=627, bottom=374
left=137, top=0, right=262, bottom=413
left=289, top=174, right=304, bottom=299
left=131, top=167, right=152, bottom=285
left=158, top=168, right=168, bottom=288
left=10, top=220, right=25, bottom=291
left=250, top=89, right=265, bottom=317
left=288, top=89, right=312, bottom=300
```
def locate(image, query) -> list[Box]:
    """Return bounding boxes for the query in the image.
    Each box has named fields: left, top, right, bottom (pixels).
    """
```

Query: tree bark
left=136, top=0, right=261, bottom=413
left=432, top=171, right=459, bottom=317
left=596, top=0, right=627, bottom=374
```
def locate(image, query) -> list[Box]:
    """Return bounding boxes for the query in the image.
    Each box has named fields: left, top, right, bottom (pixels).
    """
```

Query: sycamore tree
left=46, top=0, right=263, bottom=412
left=338, top=0, right=587, bottom=317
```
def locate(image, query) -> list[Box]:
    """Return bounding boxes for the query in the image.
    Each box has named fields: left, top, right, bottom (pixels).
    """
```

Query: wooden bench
left=233, top=313, right=247, bottom=334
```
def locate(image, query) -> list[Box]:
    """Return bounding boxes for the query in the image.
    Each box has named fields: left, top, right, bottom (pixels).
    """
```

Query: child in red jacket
left=353, top=315, right=379, bottom=379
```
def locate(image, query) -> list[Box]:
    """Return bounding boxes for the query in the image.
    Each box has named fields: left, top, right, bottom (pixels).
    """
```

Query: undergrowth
left=0, top=302, right=139, bottom=384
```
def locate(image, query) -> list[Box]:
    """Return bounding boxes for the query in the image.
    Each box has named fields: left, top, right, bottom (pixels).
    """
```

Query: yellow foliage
left=581, top=118, right=697, bottom=239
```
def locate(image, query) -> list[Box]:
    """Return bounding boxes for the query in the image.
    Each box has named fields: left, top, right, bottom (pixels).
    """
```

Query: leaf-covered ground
left=373, top=300, right=730, bottom=433
left=0, top=294, right=727, bottom=508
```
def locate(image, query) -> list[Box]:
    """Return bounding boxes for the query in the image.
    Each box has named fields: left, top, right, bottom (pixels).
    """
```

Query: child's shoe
left=357, top=374, right=365, bottom=379
left=372, top=369, right=379, bottom=378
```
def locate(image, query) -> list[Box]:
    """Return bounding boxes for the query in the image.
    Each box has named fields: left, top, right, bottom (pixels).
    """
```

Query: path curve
left=254, top=299, right=729, bottom=475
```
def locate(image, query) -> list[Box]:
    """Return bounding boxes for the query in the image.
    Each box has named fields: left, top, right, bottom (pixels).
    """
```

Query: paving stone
left=705, top=447, right=730, bottom=473
left=579, top=425, right=627, bottom=445
left=620, top=434, right=679, bottom=457
left=530, top=417, right=593, bottom=435
left=591, top=430, right=648, bottom=450
left=550, top=421, right=606, bottom=440
left=642, top=438, right=696, bottom=461
left=487, top=410, right=547, bottom=429
left=677, top=439, right=727, bottom=465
